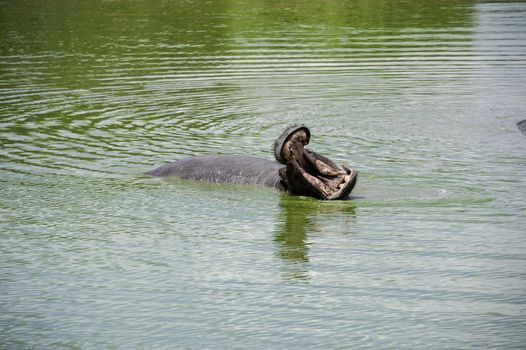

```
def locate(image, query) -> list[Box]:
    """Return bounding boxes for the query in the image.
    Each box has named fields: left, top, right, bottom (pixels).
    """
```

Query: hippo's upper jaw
left=276, top=127, right=357, bottom=200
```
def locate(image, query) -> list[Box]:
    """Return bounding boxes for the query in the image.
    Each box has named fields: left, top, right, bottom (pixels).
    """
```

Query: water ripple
left=1, top=1, right=526, bottom=348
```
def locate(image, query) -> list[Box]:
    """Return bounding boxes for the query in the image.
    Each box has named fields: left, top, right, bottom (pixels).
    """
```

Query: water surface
left=1, top=0, right=525, bottom=348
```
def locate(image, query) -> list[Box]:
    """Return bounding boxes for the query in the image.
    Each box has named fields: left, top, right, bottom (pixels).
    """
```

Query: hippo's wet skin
left=147, top=126, right=358, bottom=200
left=147, top=155, right=284, bottom=188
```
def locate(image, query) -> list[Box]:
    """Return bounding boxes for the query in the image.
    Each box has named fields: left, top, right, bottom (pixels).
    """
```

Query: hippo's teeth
left=313, top=159, right=346, bottom=177
left=303, top=172, right=331, bottom=196
left=334, top=175, right=346, bottom=190
left=344, top=174, right=351, bottom=183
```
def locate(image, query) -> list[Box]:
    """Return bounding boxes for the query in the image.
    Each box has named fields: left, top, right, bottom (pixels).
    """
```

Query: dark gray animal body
left=147, top=155, right=284, bottom=189
left=517, top=120, right=526, bottom=134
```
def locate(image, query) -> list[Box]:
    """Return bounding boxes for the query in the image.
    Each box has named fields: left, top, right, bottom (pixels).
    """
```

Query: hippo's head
left=274, top=125, right=357, bottom=200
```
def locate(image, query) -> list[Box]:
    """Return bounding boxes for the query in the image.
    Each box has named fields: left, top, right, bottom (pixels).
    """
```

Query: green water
left=1, top=0, right=525, bottom=348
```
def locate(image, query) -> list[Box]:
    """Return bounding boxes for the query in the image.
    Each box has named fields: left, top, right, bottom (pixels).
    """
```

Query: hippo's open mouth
left=275, top=126, right=357, bottom=200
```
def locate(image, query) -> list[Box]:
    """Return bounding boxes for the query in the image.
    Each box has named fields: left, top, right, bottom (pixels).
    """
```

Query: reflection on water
left=1, top=0, right=526, bottom=348
left=274, top=196, right=356, bottom=282
left=274, top=197, right=315, bottom=282
left=275, top=197, right=313, bottom=264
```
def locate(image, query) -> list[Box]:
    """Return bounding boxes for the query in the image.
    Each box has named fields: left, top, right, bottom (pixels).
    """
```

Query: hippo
left=517, top=120, right=526, bottom=134
left=147, top=125, right=358, bottom=200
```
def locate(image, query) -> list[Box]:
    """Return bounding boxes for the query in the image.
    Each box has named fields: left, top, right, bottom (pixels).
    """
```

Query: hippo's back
left=147, top=155, right=283, bottom=188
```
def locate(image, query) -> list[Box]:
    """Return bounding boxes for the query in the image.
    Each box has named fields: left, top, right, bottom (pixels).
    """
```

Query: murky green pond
left=1, top=0, right=525, bottom=348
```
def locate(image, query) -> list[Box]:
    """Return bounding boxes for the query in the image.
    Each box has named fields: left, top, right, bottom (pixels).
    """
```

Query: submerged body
left=147, top=155, right=284, bottom=190
left=148, top=126, right=358, bottom=200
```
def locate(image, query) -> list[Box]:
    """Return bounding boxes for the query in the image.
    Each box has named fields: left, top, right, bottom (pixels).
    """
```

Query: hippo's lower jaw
left=284, top=156, right=357, bottom=200
left=278, top=129, right=358, bottom=200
